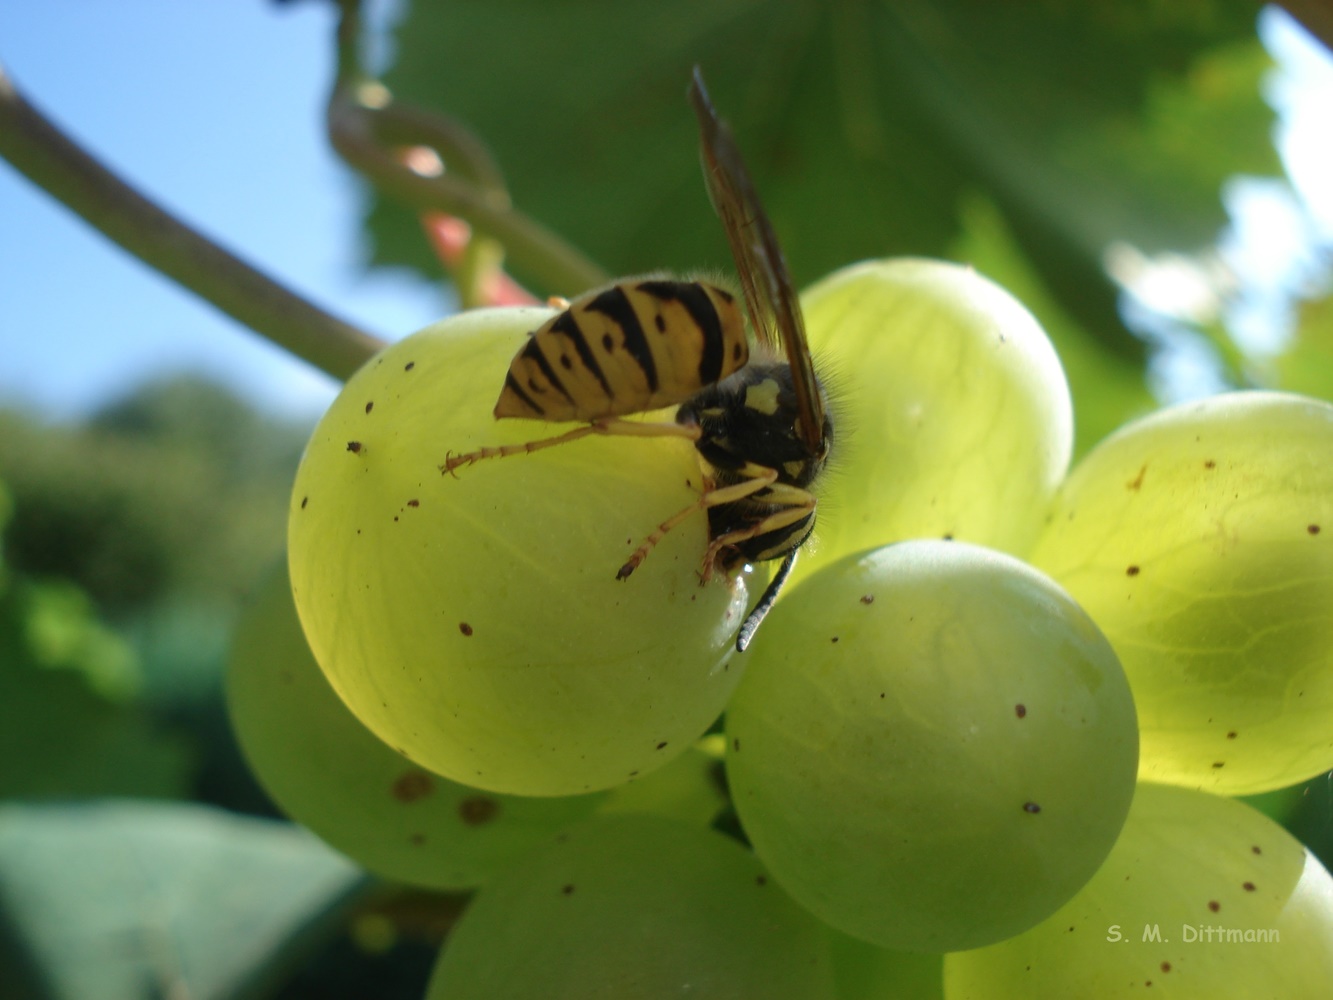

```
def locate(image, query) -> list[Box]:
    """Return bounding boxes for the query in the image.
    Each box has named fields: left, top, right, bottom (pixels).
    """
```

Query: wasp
left=443, top=68, right=831, bottom=652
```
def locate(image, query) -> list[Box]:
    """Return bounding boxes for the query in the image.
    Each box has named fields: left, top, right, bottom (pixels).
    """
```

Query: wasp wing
left=688, top=67, right=824, bottom=455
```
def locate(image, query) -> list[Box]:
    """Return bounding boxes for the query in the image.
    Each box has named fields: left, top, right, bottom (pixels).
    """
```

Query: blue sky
left=2, top=4, right=1331, bottom=424
left=0, top=0, right=444, bottom=422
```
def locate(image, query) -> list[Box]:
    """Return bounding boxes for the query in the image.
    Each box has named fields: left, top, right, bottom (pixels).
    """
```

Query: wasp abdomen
left=494, top=279, right=748, bottom=423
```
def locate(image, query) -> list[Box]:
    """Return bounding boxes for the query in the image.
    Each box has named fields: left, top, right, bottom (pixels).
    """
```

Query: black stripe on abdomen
left=638, top=280, right=725, bottom=386
left=503, top=372, right=544, bottom=415
left=552, top=310, right=613, bottom=400
left=586, top=286, right=658, bottom=392
left=520, top=338, right=576, bottom=405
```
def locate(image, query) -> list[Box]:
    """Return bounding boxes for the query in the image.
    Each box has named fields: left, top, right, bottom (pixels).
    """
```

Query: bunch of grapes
left=230, top=259, right=1333, bottom=997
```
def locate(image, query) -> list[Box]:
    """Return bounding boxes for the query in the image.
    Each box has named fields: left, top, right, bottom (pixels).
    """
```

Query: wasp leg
left=701, top=483, right=816, bottom=580
left=617, top=462, right=780, bottom=580
left=736, top=549, right=798, bottom=652
left=442, top=418, right=702, bottom=474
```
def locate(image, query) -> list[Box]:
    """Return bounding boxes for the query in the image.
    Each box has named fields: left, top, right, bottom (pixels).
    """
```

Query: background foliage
left=2, top=0, right=1332, bottom=997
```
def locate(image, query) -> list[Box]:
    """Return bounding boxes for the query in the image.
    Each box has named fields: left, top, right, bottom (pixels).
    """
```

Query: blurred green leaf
left=1273, top=291, right=1333, bottom=402
left=19, top=581, right=140, bottom=701
left=368, top=0, right=1274, bottom=360
left=0, top=377, right=307, bottom=614
left=0, top=480, right=12, bottom=570
left=0, top=580, right=192, bottom=800
left=0, top=802, right=367, bottom=1000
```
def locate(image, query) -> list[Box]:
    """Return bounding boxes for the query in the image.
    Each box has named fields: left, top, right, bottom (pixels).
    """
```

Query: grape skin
left=944, top=783, right=1333, bottom=998
left=426, top=813, right=839, bottom=999
left=793, top=259, right=1073, bottom=589
left=726, top=540, right=1138, bottom=953
left=226, top=564, right=604, bottom=889
left=1029, top=391, right=1333, bottom=794
left=287, top=309, right=749, bottom=796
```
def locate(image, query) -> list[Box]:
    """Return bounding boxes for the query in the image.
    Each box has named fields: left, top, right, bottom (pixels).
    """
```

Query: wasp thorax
left=677, top=362, right=830, bottom=489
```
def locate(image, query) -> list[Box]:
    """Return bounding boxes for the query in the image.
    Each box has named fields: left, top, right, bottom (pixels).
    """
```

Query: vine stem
left=328, top=0, right=607, bottom=300
left=326, top=84, right=609, bottom=298
left=0, top=60, right=386, bottom=383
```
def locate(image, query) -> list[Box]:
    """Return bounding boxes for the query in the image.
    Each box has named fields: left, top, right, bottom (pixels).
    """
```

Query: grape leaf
left=365, top=0, right=1276, bottom=356
left=0, top=802, right=366, bottom=1000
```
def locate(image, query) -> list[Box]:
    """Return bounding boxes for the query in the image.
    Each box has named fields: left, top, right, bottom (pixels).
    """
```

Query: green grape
left=944, top=783, right=1333, bottom=998
left=726, top=540, right=1138, bottom=953
left=1027, top=391, right=1333, bottom=794
left=827, top=929, right=944, bottom=999
left=426, top=813, right=837, bottom=999
left=597, top=743, right=727, bottom=827
left=792, top=259, right=1072, bottom=588
left=225, top=563, right=604, bottom=889
left=287, top=309, right=749, bottom=796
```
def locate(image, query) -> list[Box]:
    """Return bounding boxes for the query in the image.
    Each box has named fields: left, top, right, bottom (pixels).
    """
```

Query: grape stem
left=0, top=59, right=386, bottom=383
left=327, top=0, right=609, bottom=300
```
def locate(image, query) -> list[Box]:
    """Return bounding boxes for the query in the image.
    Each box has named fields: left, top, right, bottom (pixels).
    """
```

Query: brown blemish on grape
left=1212, top=761, right=1225, bottom=769
left=1204, top=459, right=1216, bottom=469
left=830, top=636, right=839, bottom=644
left=1023, top=801, right=1041, bottom=814
left=942, top=533, right=954, bottom=541
left=1161, top=961, right=1172, bottom=973
left=1243, top=881, right=1256, bottom=892
left=561, top=884, right=575, bottom=895
left=755, top=875, right=767, bottom=886
left=458, top=795, right=499, bottom=826
left=391, top=770, right=435, bottom=803
left=1208, top=900, right=1221, bottom=913
left=407, top=499, right=420, bottom=507
left=365, top=401, right=374, bottom=413
left=860, top=594, right=874, bottom=605
left=1309, top=524, right=1321, bottom=535
left=459, top=622, right=474, bottom=636
left=1227, top=731, right=1237, bottom=739
left=404, top=361, right=416, bottom=371
left=347, top=441, right=363, bottom=453
left=1127, top=464, right=1147, bottom=491
left=733, top=738, right=740, bottom=752
left=300, top=496, right=308, bottom=509
left=656, top=741, right=668, bottom=750
left=409, top=833, right=425, bottom=846
left=1015, top=704, right=1027, bottom=718
left=1126, top=565, right=1140, bottom=577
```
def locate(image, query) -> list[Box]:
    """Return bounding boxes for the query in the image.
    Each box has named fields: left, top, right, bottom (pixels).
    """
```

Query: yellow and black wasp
left=443, top=68, right=831, bottom=651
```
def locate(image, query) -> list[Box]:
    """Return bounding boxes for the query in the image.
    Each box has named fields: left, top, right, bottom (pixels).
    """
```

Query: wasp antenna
left=735, top=550, right=798, bottom=652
